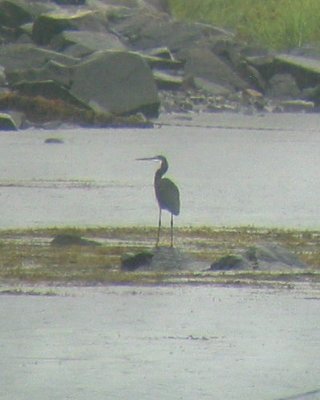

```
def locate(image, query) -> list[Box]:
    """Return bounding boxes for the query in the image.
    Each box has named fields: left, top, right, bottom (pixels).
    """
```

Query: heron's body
left=137, top=155, right=180, bottom=247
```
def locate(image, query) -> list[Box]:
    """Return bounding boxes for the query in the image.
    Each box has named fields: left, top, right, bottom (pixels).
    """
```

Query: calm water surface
left=0, top=112, right=320, bottom=229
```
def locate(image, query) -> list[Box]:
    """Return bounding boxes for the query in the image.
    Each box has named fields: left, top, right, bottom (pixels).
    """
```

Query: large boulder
left=69, top=50, right=160, bottom=116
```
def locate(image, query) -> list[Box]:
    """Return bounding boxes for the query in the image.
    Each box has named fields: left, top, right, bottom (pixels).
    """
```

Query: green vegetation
left=0, top=226, right=319, bottom=287
left=168, top=0, right=320, bottom=50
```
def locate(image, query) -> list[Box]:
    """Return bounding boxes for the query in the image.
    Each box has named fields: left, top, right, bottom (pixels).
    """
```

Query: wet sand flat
left=1, top=284, right=320, bottom=400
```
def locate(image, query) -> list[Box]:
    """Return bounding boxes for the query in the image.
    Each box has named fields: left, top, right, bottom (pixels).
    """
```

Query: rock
left=146, top=246, right=195, bottom=271
left=142, top=53, right=184, bottom=71
left=245, top=243, right=306, bottom=270
left=144, top=0, right=170, bottom=13
left=6, top=59, right=73, bottom=87
left=51, top=30, right=127, bottom=56
left=210, top=243, right=306, bottom=272
left=32, top=10, right=107, bottom=45
left=69, top=50, right=160, bottom=117
left=248, top=53, right=320, bottom=89
left=0, top=44, right=79, bottom=71
left=0, top=112, right=18, bottom=130
left=179, top=47, right=248, bottom=91
left=0, top=0, right=54, bottom=28
left=278, top=99, right=315, bottom=112
left=193, top=77, right=231, bottom=96
left=153, top=70, right=183, bottom=90
left=210, top=255, right=250, bottom=271
left=44, top=137, right=64, bottom=144
left=51, top=233, right=100, bottom=246
left=110, top=6, right=231, bottom=51
left=13, top=80, right=90, bottom=109
left=266, top=73, right=300, bottom=99
left=121, top=250, right=154, bottom=271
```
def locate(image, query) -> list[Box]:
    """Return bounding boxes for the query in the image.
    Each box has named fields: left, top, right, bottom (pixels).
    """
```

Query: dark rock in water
left=210, top=255, right=250, bottom=271
left=69, top=50, right=160, bottom=117
left=0, top=112, right=18, bottom=130
left=44, top=138, right=64, bottom=144
left=121, top=251, right=154, bottom=271
left=51, top=233, right=100, bottom=246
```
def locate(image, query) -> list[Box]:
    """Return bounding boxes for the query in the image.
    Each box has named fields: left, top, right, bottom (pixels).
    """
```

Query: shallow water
left=1, top=112, right=320, bottom=229
left=1, top=284, right=320, bottom=400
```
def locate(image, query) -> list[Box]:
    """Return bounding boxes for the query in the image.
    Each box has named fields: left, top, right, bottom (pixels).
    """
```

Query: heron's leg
left=170, top=213, right=174, bottom=247
left=156, top=208, right=162, bottom=247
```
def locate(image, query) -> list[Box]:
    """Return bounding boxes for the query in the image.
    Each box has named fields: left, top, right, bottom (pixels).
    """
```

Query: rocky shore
left=1, top=0, right=320, bottom=130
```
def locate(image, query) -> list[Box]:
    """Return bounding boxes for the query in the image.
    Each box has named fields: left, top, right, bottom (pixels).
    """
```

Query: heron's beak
left=136, top=157, right=157, bottom=161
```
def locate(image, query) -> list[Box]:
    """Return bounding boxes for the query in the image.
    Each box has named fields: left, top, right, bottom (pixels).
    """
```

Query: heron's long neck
left=154, top=159, right=168, bottom=184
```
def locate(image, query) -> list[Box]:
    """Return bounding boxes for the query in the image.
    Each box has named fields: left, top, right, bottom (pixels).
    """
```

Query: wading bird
left=137, top=155, right=180, bottom=247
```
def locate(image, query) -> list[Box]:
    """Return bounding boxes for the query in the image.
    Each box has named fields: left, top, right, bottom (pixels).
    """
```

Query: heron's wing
left=156, top=178, right=180, bottom=215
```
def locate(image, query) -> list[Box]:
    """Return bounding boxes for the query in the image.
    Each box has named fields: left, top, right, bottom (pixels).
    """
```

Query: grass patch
left=0, top=226, right=319, bottom=286
left=168, top=0, right=320, bottom=50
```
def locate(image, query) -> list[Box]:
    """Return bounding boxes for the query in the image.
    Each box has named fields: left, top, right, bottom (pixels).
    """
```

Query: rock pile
left=1, top=0, right=320, bottom=129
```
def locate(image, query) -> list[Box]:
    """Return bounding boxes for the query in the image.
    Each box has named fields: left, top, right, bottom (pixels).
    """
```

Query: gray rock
left=69, top=50, right=160, bottom=117
left=0, top=44, right=79, bottom=71
left=0, top=112, right=18, bottom=130
left=210, top=243, right=306, bottom=272
left=32, top=9, right=107, bottom=45
left=179, top=47, right=248, bottom=91
left=245, top=243, right=306, bottom=270
left=44, top=137, right=64, bottom=144
left=51, top=30, right=127, bottom=56
left=278, top=99, right=315, bottom=112
left=153, top=70, right=183, bottom=90
left=193, top=77, right=231, bottom=96
left=266, top=73, right=300, bottom=99
left=0, top=0, right=55, bottom=28
left=110, top=6, right=231, bottom=51
left=13, top=80, right=90, bottom=109
left=6, top=59, right=73, bottom=87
